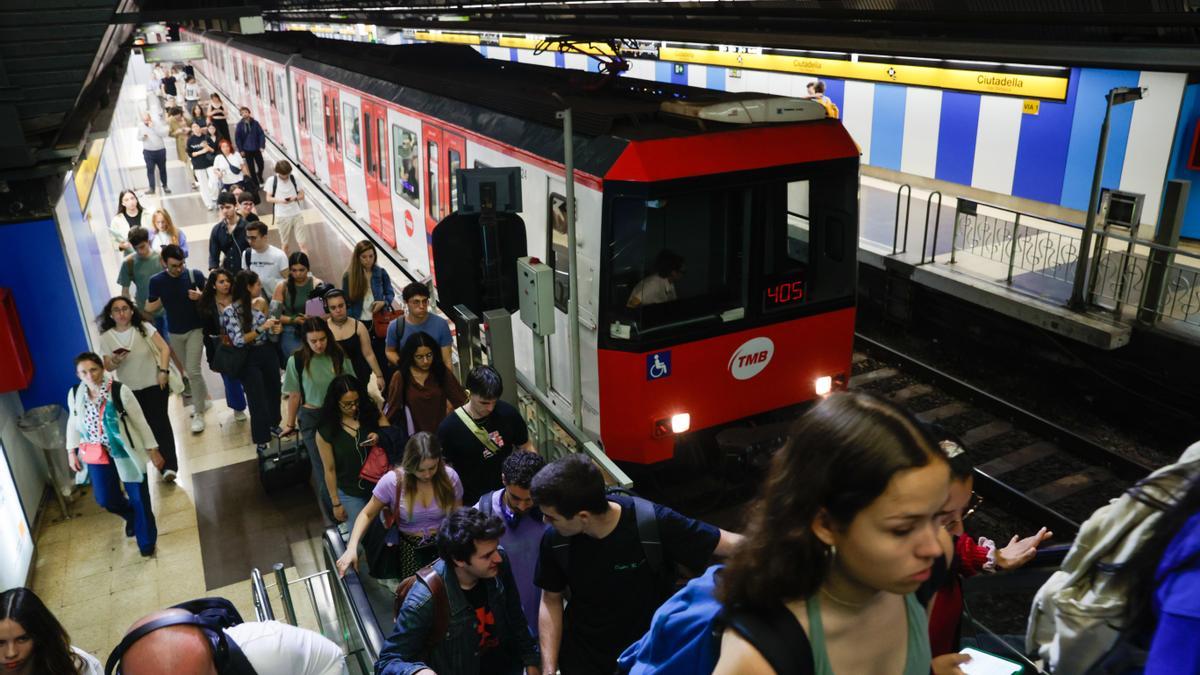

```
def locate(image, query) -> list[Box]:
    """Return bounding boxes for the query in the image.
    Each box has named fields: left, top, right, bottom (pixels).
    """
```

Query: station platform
left=25, top=52, right=399, bottom=663
left=855, top=173, right=1200, bottom=350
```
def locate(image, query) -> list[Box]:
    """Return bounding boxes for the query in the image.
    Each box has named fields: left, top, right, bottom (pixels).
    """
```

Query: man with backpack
left=532, top=455, right=743, bottom=675
left=110, top=599, right=348, bottom=674
left=476, top=451, right=548, bottom=639
left=265, top=159, right=308, bottom=253
left=208, top=191, right=250, bottom=272
left=377, top=507, right=541, bottom=675
left=146, top=244, right=208, bottom=433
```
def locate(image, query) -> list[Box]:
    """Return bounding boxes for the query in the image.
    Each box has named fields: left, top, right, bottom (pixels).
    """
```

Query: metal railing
left=1088, top=234, right=1200, bottom=327
left=249, top=528, right=386, bottom=675
left=950, top=199, right=1083, bottom=286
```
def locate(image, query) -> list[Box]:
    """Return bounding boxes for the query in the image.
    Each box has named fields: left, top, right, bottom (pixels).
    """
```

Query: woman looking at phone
left=220, top=270, right=282, bottom=453
left=97, top=296, right=179, bottom=482
left=272, top=252, right=322, bottom=358
left=316, top=374, right=389, bottom=530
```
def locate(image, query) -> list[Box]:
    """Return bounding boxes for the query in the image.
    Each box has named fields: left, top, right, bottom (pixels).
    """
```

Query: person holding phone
left=272, top=252, right=322, bottom=360
left=66, top=352, right=163, bottom=557
left=97, top=296, right=179, bottom=483
left=265, top=160, right=307, bottom=254
left=315, top=374, right=389, bottom=531
left=146, top=245, right=209, bottom=434
left=220, top=270, right=283, bottom=454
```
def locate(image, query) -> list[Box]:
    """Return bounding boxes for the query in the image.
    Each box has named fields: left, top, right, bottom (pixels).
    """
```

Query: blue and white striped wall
left=476, top=44, right=1195, bottom=236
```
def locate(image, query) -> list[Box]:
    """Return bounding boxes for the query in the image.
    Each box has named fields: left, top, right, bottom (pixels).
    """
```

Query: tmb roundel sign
left=729, top=337, right=775, bottom=381
left=404, top=210, right=415, bottom=237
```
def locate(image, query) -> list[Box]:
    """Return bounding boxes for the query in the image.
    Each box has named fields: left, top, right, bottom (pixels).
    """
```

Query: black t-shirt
left=123, top=209, right=142, bottom=230
left=534, top=495, right=720, bottom=674
left=436, top=401, right=529, bottom=505
left=462, top=582, right=507, bottom=673
left=186, top=134, right=213, bottom=170
left=161, top=76, right=177, bottom=96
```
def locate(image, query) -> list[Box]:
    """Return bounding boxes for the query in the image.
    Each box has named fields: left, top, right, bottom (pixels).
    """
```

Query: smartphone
left=113, top=348, right=130, bottom=356
left=958, top=648, right=1023, bottom=675
left=358, top=439, right=374, bottom=447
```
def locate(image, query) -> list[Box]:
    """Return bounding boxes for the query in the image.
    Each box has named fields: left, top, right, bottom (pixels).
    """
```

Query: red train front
left=595, top=122, right=860, bottom=463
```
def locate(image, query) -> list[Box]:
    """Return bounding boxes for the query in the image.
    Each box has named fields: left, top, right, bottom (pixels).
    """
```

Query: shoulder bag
left=211, top=335, right=248, bottom=377
left=141, top=329, right=185, bottom=394
left=454, top=406, right=501, bottom=454
left=373, top=305, right=403, bottom=340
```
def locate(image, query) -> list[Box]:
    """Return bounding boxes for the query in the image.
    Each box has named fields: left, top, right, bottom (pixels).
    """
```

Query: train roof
left=198, top=30, right=859, bottom=180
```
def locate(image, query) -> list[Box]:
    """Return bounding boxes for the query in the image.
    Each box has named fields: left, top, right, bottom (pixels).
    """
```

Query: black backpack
left=546, top=487, right=666, bottom=590
left=106, top=597, right=257, bottom=674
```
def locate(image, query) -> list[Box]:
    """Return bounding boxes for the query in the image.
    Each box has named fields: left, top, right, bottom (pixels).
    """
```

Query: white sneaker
left=190, top=414, right=206, bottom=433
left=233, top=410, right=248, bottom=422
left=162, top=469, right=178, bottom=483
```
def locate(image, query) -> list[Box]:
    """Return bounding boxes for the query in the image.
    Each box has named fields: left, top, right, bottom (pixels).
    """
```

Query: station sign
left=142, top=41, right=205, bottom=63
left=658, top=45, right=1070, bottom=101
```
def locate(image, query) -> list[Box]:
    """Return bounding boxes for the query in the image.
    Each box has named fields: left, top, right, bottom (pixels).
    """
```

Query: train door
left=307, top=81, right=329, bottom=185
left=274, top=68, right=291, bottom=157
left=322, top=83, right=347, bottom=202
left=340, top=92, right=368, bottom=218
left=295, top=74, right=314, bottom=170
left=546, top=177, right=575, bottom=405
left=373, top=107, right=396, bottom=247
left=388, top=110, right=428, bottom=276
left=265, top=66, right=281, bottom=139
left=421, top=125, right=465, bottom=226
left=362, top=103, right=383, bottom=236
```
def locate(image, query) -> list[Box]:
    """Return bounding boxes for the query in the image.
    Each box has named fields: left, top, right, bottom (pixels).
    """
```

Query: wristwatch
left=158, top=368, right=170, bottom=374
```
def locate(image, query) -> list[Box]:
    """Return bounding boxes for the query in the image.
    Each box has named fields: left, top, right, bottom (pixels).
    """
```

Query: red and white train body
left=183, top=29, right=860, bottom=464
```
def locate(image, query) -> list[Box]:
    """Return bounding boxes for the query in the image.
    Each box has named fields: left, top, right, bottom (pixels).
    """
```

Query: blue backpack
left=617, top=565, right=813, bottom=675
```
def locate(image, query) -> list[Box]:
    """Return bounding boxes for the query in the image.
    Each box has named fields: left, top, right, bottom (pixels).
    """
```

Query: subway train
left=182, top=29, right=860, bottom=464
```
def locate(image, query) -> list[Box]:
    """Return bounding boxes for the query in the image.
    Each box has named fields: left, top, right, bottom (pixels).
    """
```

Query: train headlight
left=815, top=375, right=833, bottom=396
left=670, top=413, right=691, bottom=434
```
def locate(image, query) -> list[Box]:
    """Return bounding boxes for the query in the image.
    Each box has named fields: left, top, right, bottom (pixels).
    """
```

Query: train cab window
left=427, top=140, right=440, bottom=218
left=607, top=188, right=747, bottom=339
left=761, top=180, right=810, bottom=313
left=377, top=117, right=388, bottom=187
left=548, top=192, right=570, bottom=311
left=448, top=149, right=461, bottom=210
left=393, top=125, right=419, bottom=207
left=363, top=112, right=375, bottom=174
left=343, top=102, right=360, bottom=166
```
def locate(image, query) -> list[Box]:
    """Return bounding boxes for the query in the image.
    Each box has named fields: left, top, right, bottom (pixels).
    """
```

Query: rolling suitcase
left=257, top=430, right=311, bottom=492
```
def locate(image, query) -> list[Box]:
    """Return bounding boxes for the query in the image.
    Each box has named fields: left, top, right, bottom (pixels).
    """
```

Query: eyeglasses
left=338, top=399, right=360, bottom=410
left=112, top=306, right=133, bottom=314
left=245, top=235, right=260, bottom=242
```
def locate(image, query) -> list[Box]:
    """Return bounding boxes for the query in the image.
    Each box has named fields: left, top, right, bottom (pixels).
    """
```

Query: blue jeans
left=280, top=328, right=303, bottom=363
left=87, top=463, right=157, bottom=554
left=221, top=373, right=246, bottom=411
left=338, top=489, right=369, bottom=532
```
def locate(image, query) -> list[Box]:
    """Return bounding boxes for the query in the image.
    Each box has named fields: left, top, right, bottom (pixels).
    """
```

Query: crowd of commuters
left=34, top=62, right=1200, bottom=675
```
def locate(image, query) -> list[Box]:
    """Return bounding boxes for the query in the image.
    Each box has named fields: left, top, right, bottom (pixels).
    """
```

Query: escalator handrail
left=322, top=527, right=387, bottom=661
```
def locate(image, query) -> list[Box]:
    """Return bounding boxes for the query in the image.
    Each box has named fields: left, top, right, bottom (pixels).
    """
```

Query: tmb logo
left=728, top=337, right=774, bottom=381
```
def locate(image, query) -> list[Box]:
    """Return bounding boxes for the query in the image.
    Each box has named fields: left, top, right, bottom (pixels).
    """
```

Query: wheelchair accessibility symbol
left=646, top=351, right=671, bottom=381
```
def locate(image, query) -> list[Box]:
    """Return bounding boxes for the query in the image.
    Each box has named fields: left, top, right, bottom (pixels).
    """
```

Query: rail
left=1086, top=231, right=1200, bottom=327
left=248, top=528, right=386, bottom=674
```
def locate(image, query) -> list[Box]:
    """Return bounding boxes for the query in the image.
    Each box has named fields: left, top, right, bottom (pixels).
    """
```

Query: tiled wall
left=480, top=44, right=1194, bottom=236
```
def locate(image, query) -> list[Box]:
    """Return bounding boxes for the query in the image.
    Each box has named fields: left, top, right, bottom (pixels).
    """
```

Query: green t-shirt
left=316, top=423, right=373, bottom=498
left=282, top=352, right=355, bottom=407
left=116, top=252, right=163, bottom=314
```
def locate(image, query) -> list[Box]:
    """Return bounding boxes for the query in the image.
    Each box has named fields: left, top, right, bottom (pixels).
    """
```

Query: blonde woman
left=342, top=240, right=395, bottom=382
left=149, top=208, right=188, bottom=258
left=335, top=431, right=462, bottom=580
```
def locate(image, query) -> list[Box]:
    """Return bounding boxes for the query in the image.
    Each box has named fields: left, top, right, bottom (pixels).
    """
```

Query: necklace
left=820, top=586, right=868, bottom=610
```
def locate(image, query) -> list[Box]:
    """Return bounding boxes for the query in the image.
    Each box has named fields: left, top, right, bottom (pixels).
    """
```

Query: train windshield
left=605, top=165, right=856, bottom=345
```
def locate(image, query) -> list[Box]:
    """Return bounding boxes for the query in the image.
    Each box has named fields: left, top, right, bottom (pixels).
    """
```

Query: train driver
left=627, top=250, right=685, bottom=308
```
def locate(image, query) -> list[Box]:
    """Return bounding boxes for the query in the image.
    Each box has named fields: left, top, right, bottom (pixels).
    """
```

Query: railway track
left=851, top=334, right=1158, bottom=540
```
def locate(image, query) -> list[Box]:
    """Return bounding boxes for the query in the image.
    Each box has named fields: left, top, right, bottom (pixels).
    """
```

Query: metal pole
left=561, top=107, right=583, bottom=430
left=1069, top=91, right=1114, bottom=309
left=1006, top=213, right=1021, bottom=284
left=531, top=336, right=550, bottom=450
left=273, top=563, right=298, bottom=626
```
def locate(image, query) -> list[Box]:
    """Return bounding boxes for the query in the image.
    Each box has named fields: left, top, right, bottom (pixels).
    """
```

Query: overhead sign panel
left=142, top=41, right=205, bottom=63
left=659, top=45, right=1070, bottom=101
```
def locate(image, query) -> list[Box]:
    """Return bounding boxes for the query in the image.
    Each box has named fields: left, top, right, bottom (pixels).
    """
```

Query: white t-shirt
left=268, top=175, right=303, bottom=218
left=213, top=153, right=245, bottom=186
left=226, top=621, right=348, bottom=675
left=629, top=274, right=676, bottom=306
left=71, top=645, right=103, bottom=675
left=99, top=324, right=160, bottom=390
left=245, top=245, right=289, bottom=293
